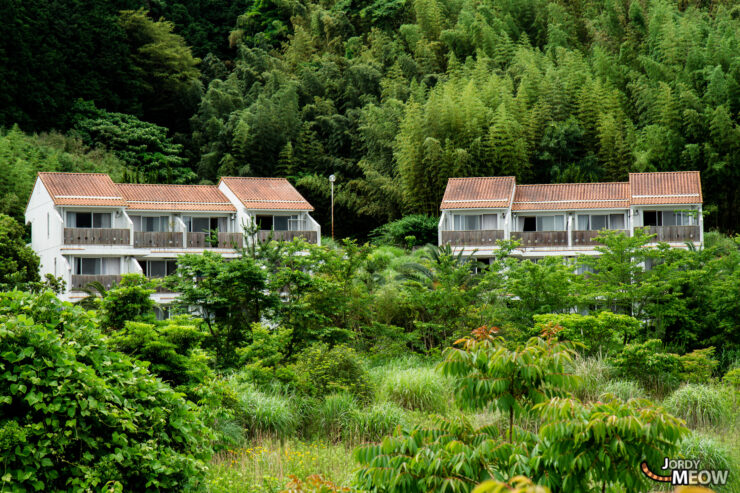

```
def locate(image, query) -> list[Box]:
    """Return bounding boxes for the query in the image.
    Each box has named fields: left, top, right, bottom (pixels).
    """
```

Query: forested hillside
left=2, top=0, right=739, bottom=236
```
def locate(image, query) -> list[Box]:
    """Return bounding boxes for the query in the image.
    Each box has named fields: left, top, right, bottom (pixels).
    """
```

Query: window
left=643, top=210, right=662, bottom=226
left=185, top=216, right=227, bottom=233
left=610, top=214, right=625, bottom=229
left=66, top=212, right=111, bottom=228
left=267, top=215, right=303, bottom=231
left=481, top=214, right=497, bottom=230
left=453, top=214, right=480, bottom=231
left=73, top=257, right=120, bottom=275
left=674, top=211, right=696, bottom=226
left=576, top=214, right=626, bottom=231
left=130, top=216, right=170, bottom=232
left=143, top=260, right=177, bottom=278
left=536, top=215, right=565, bottom=231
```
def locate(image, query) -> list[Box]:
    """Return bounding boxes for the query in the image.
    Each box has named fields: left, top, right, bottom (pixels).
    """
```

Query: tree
left=98, top=274, right=156, bottom=332
left=0, top=214, right=39, bottom=290
left=70, top=101, right=195, bottom=184
left=441, top=328, right=577, bottom=443
left=166, top=251, right=278, bottom=366
left=118, top=9, right=202, bottom=132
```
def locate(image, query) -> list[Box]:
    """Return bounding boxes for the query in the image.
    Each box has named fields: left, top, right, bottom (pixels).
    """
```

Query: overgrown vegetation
left=3, top=231, right=740, bottom=490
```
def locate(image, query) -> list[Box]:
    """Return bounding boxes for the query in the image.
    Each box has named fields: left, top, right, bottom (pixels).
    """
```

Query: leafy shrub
left=237, top=323, right=295, bottom=387
left=293, top=344, right=373, bottom=401
left=597, top=380, right=647, bottom=401
left=108, top=316, right=212, bottom=396
left=663, top=384, right=733, bottom=429
left=614, top=339, right=682, bottom=395
left=0, top=291, right=210, bottom=491
left=99, top=273, right=156, bottom=331
left=234, top=384, right=299, bottom=439
left=722, top=367, right=740, bottom=389
left=532, top=311, right=639, bottom=355
left=680, top=347, right=719, bottom=383
left=379, top=367, right=449, bottom=413
left=370, top=214, right=438, bottom=248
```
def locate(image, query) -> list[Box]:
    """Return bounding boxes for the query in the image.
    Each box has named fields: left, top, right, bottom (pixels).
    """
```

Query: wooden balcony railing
left=511, top=231, right=568, bottom=247
left=187, top=232, right=244, bottom=249
left=441, top=230, right=504, bottom=246
left=70, top=274, right=122, bottom=291
left=134, top=231, right=183, bottom=248
left=257, top=230, right=318, bottom=244
left=642, top=225, right=700, bottom=243
left=64, top=228, right=130, bottom=245
left=572, top=229, right=629, bottom=246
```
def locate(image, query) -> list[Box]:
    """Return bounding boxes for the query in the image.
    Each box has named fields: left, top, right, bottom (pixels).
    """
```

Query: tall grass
left=598, top=380, right=647, bottom=401
left=569, top=355, right=614, bottom=402
left=378, top=367, right=450, bottom=413
left=235, top=385, right=300, bottom=439
left=677, top=432, right=738, bottom=493
left=663, top=384, right=734, bottom=429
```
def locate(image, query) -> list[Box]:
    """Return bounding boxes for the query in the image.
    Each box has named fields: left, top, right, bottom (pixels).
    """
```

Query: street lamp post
left=329, top=174, right=335, bottom=240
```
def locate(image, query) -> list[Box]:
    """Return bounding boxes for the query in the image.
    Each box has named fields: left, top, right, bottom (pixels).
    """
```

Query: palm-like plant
left=74, top=281, right=108, bottom=310
left=395, top=244, right=481, bottom=289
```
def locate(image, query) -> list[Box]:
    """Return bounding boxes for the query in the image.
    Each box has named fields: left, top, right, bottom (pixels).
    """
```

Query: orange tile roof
left=220, top=177, right=313, bottom=211
left=38, top=172, right=126, bottom=207
left=440, top=177, right=515, bottom=209
left=629, top=171, right=702, bottom=205
left=118, top=183, right=235, bottom=212
left=512, top=182, right=630, bottom=211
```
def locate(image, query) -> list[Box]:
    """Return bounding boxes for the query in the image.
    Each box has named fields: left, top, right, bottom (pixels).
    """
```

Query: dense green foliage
left=0, top=214, right=40, bottom=290
left=0, top=291, right=210, bottom=491
left=3, top=0, right=740, bottom=237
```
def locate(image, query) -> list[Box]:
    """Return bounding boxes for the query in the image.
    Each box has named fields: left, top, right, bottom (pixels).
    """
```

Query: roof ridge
left=448, top=176, right=516, bottom=180
left=221, top=176, right=290, bottom=181
left=118, top=183, right=223, bottom=189
left=628, top=171, right=700, bottom=175
left=39, top=171, right=111, bottom=176
left=516, top=181, right=628, bottom=187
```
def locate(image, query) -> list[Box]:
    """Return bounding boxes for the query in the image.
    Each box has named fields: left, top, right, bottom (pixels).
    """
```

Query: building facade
left=439, top=171, right=703, bottom=260
left=25, top=172, right=320, bottom=303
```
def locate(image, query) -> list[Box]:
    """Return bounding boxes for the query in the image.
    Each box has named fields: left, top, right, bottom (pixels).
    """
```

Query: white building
left=438, top=171, right=703, bottom=260
left=25, top=172, right=320, bottom=303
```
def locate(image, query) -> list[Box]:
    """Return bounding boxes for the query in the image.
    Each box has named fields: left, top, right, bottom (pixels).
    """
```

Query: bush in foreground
left=0, top=291, right=210, bottom=491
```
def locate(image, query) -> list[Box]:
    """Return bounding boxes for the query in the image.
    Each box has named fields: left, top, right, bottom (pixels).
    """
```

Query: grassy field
left=205, top=355, right=740, bottom=492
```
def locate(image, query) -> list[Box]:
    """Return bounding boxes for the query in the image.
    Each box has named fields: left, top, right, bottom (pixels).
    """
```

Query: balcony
left=511, top=231, right=569, bottom=247
left=257, top=230, right=319, bottom=244
left=441, top=230, right=504, bottom=246
left=70, top=274, right=122, bottom=291
left=187, top=232, right=244, bottom=249
left=572, top=230, right=629, bottom=246
left=134, top=231, right=183, bottom=248
left=642, top=225, right=700, bottom=243
left=64, top=228, right=130, bottom=245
